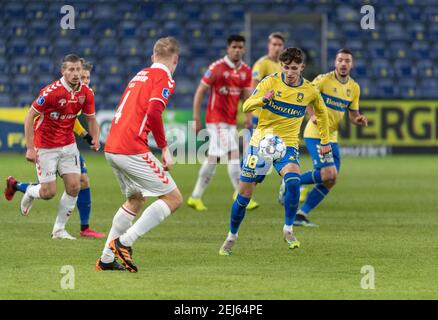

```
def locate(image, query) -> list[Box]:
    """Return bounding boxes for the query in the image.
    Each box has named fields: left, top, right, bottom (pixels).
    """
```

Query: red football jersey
left=201, top=56, right=252, bottom=125
left=104, top=63, right=176, bottom=155
left=31, top=77, right=95, bottom=148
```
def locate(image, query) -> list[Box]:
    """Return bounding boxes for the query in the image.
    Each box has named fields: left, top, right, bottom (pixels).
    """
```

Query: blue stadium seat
left=28, top=20, right=50, bottom=38
left=398, top=79, right=417, bottom=98
left=0, top=57, right=7, bottom=74
left=7, top=39, right=29, bottom=56
left=106, top=94, right=123, bottom=109
left=120, top=20, right=137, bottom=38
left=31, top=38, right=53, bottom=57
left=375, top=79, right=399, bottom=98
left=336, top=5, right=359, bottom=22
left=388, top=41, right=410, bottom=59
left=53, top=38, right=74, bottom=57
left=0, top=93, right=15, bottom=106
left=4, top=2, right=26, bottom=20
left=77, top=20, right=93, bottom=36
left=412, top=41, right=430, bottom=59
left=394, top=59, right=417, bottom=77
left=76, top=37, right=97, bottom=57
left=416, top=60, right=434, bottom=78
left=32, top=57, right=55, bottom=74
left=36, top=74, right=57, bottom=91
left=419, top=80, right=438, bottom=98
left=0, top=40, right=5, bottom=57
left=0, top=75, right=12, bottom=94
left=26, top=2, right=49, bottom=20
left=368, top=41, right=388, bottom=59
left=93, top=3, right=116, bottom=20
left=97, top=39, right=119, bottom=58
left=371, top=59, right=394, bottom=78
left=9, top=57, right=32, bottom=75
left=385, top=23, right=405, bottom=40
left=16, top=94, right=35, bottom=107
left=13, top=75, right=33, bottom=94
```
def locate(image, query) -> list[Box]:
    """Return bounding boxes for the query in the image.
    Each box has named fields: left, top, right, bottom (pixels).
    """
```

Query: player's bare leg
left=51, top=173, right=80, bottom=240
left=109, top=188, right=183, bottom=272
left=280, top=163, right=301, bottom=249
left=219, top=181, right=256, bottom=256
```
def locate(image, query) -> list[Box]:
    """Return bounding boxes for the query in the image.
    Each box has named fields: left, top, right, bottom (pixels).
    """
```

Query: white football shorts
left=206, top=122, right=239, bottom=157
left=105, top=152, right=177, bottom=198
left=35, top=143, right=81, bottom=183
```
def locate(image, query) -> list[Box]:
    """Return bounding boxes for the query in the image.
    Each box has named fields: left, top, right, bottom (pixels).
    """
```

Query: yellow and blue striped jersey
left=243, top=72, right=330, bottom=148
left=251, top=56, right=282, bottom=119
left=304, top=71, right=360, bottom=143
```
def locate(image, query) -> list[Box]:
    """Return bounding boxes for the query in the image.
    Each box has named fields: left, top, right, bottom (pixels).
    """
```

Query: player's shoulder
left=39, top=79, right=63, bottom=97
left=81, top=83, right=94, bottom=94
left=208, top=58, right=226, bottom=71
left=303, top=78, right=321, bottom=95
left=240, top=61, right=251, bottom=72
left=253, top=55, right=269, bottom=66
left=348, top=76, right=360, bottom=90
left=313, top=71, right=333, bottom=83
left=260, top=72, right=279, bottom=85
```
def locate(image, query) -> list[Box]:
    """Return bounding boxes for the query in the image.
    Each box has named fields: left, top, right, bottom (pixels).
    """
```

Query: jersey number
left=114, top=90, right=131, bottom=124
left=245, top=155, right=258, bottom=169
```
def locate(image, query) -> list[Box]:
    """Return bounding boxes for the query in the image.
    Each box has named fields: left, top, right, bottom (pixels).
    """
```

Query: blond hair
left=268, top=32, right=285, bottom=43
left=153, top=37, right=180, bottom=58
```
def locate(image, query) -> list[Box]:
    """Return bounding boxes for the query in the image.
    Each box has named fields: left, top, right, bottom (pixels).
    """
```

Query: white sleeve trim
left=200, top=80, right=211, bottom=87
left=83, top=112, right=96, bottom=116
left=149, top=98, right=166, bottom=106
left=31, top=106, right=41, bottom=113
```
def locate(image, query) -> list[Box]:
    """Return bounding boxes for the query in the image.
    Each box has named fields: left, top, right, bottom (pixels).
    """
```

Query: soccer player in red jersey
left=5, top=58, right=105, bottom=239
left=187, top=35, right=259, bottom=211
left=6, top=54, right=100, bottom=240
left=96, top=37, right=183, bottom=272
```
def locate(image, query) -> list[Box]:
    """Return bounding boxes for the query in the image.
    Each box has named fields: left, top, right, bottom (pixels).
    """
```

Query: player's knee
left=126, top=195, right=145, bottom=213
left=321, top=167, right=337, bottom=183
left=80, top=174, right=90, bottom=189
left=323, top=177, right=337, bottom=189
left=40, top=185, right=56, bottom=199
left=66, top=182, right=81, bottom=197
left=161, top=188, right=183, bottom=213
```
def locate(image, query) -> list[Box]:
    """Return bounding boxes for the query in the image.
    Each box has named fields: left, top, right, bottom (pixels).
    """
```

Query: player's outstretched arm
left=84, top=115, right=101, bottom=151
left=24, top=107, right=39, bottom=162
left=192, top=82, right=209, bottom=133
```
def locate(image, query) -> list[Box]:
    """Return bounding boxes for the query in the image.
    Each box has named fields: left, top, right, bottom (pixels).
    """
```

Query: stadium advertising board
left=1, top=102, right=437, bottom=153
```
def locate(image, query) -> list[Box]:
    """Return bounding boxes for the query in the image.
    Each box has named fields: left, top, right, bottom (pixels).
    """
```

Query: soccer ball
left=258, top=134, right=286, bottom=162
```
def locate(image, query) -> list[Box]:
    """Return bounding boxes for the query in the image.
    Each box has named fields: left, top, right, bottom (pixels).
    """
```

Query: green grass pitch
left=0, top=153, right=437, bottom=299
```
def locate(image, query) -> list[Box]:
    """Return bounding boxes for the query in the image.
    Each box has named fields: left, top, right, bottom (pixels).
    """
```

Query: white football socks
left=101, top=206, right=136, bottom=263
left=191, top=160, right=217, bottom=199
left=227, top=160, right=240, bottom=191
left=119, top=199, right=171, bottom=247
left=52, top=192, right=77, bottom=233
left=26, top=184, right=41, bottom=199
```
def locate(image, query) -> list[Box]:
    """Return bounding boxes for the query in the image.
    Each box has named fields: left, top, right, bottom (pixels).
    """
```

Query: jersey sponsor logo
left=58, top=99, right=67, bottom=107
left=37, top=96, right=45, bottom=106
left=204, top=70, right=212, bottom=78
left=321, top=93, right=351, bottom=112
left=50, top=112, right=60, bottom=120
left=162, top=88, right=170, bottom=99
left=240, top=72, right=247, bottom=81
left=78, top=96, right=86, bottom=105
left=297, top=93, right=304, bottom=103
left=262, top=99, right=306, bottom=118
left=131, top=71, right=149, bottom=83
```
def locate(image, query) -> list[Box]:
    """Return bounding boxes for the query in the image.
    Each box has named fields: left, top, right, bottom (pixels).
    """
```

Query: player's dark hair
left=336, top=48, right=354, bottom=58
left=61, top=54, right=82, bottom=69
left=269, top=32, right=285, bottom=43
left=279, top=47, right=306, bottom=64
left=227, top=34, right=246, bottom=46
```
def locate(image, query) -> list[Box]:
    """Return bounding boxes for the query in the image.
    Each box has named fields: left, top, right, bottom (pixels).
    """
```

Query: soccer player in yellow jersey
left=219, top=48, right=332, bottom=255
left=280, top=49, right=368, bottom=227
left=250, top=32, right=285, bottom=128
